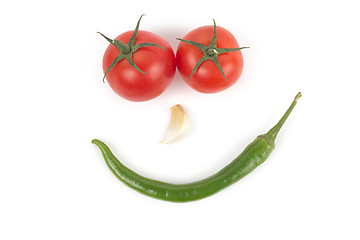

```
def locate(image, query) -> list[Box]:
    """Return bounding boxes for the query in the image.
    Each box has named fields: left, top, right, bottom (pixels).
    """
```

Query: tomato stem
left=206, top=48, right=218, bottom=56
left=177, top=19, right=248, bottom=82
left=99, top=15, right=166, bottom=82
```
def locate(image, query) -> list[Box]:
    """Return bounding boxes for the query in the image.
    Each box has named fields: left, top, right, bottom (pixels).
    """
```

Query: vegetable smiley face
left=99, top=15, right=176, bottom=102
left=176, top=20, right=248, bottom=93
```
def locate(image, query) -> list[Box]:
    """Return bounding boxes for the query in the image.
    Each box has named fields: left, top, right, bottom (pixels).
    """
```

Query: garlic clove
left=160, top=104, right=191, bottom=144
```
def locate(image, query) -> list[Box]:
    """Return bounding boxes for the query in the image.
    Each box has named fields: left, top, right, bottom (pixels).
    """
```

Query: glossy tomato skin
left=176, top=26, right=244, bottom=93
left=102, top=30, right=176, bottom=102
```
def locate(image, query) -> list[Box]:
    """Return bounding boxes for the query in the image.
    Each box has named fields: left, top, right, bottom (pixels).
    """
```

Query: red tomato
left=102, top=30, right=176, bottom=102
left=176, top=24, right=245, bottom=93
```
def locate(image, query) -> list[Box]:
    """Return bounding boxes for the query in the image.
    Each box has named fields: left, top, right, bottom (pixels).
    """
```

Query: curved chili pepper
left=92, top=92, right=301, bottom=202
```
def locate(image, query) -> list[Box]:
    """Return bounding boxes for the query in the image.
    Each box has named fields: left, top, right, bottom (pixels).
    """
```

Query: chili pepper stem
left=265, top=92, right=302, bottom=145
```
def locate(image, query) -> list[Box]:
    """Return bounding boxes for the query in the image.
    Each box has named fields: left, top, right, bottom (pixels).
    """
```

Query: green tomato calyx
left=98, top=14, right=166, bottom=82
left=177, top=19, right=249, bottom=82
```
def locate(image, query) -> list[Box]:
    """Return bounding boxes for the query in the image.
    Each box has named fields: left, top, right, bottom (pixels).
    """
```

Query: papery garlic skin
left=161, top=104, right=191, bottom=144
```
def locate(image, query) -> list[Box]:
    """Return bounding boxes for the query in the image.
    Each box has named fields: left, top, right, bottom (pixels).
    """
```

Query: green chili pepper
left=92, top=92, right=301, bottom=202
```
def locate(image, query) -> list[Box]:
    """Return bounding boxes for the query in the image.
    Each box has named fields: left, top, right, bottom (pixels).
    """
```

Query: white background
left=1, top=0, right=359, bottom=239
